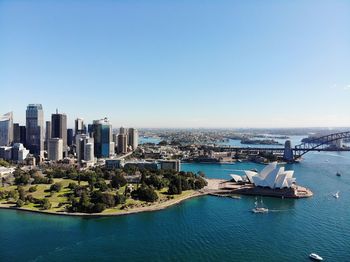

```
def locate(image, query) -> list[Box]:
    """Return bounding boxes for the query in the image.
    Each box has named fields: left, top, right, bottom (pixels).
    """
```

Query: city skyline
left=1, top=0, right=350, bottom=128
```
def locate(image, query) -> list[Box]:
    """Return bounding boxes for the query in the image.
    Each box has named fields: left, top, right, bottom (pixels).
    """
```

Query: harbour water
left=1, top=151, right=350, bottom=261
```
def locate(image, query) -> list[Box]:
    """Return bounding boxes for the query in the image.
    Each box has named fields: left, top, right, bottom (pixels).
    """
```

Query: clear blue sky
left=1, top=0, right=349, bottom=128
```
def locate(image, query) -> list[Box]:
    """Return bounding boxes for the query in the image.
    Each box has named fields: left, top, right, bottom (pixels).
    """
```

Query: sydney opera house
left=228, top=162, right=312, bottom=198
left=230, top=162, right=296, bottom=189
left=244, top=162, right=296, bottom=189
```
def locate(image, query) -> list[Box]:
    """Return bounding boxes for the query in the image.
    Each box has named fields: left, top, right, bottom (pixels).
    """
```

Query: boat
left=251, top=197, right=268, bottom=213
left=230, top=195, right=241, bottom=200
left=333, top=191, right=339, bottom=199
left=309, top=253, right=323, bottom=261
left=336, top=172, right=341, bottom=177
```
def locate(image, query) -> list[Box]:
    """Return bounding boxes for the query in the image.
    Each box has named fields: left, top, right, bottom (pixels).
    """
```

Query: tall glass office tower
left=26, top=104, right=44, bottom=156
left=91, top=118, right=112, bottom=158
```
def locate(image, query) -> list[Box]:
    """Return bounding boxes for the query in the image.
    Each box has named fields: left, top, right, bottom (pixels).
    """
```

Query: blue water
left=1, top=151, right=350, bottom=261
left=139, top=136, right=161, bottom=145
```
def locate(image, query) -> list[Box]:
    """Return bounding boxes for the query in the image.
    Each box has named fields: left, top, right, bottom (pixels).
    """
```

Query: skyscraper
left=91, top=118, right=112, bottom=158
left=26, top=104, right=44, bottom=156
left=119, top=126, right=127, bottom=135
left=19, top=126, right=26, bottom=145
left=128, top=128, right=139, bottom=150
left=75, top=118, right=84, bottom=135
left=76, top=134, right=94, bottom=163
left=117, top=133, right=128, bottom=154
left=48, top=138, right=63, bottom=161
left=51, top=110, right=67, bottom=151
left=13, top=123, right=21, bottom=144
left=45, top=121, right=51, bottom=150
left=0, top=112, right=13, bottom=146
left=67, top=128, right=73, bottom=147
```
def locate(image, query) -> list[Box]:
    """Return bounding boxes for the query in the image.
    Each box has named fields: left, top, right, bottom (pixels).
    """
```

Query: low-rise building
left=105, top=159, right=124, bottom=169
left=160, top=160, right=181, bottom=172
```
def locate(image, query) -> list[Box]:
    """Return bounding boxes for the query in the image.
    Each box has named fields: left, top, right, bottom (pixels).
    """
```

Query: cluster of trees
left=3, top=165, right=208, bottom=214
left=140, top=170, right=207, bottom=195
left=67, top=184, right=126, bottom=213
left=0, top=159, right=10, bottom=167
left=0, top=186, right=52, bottom=210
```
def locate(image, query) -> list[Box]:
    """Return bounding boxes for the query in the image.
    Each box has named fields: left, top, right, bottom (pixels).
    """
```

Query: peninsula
left=0, top=164, right=207, bottom=216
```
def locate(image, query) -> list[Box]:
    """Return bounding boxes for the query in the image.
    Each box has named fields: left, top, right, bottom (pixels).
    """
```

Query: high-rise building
left=48, top=138, right=63, bottom=161
left=13, top=123, right=21, bottom=143
left=26, top=104, right=44, bottom=156
left=45, top=121, right=51, bottom=150
left=67, top=128, right=73, bottom=147
left=19, top=126, right=26, bottom=145
left=91, top=118, right=112, bottom=158
left=84, top=142, right=94, bottom=162
left=76, top=134, right=94, bottom=163
left=75, top=118, right=84, bottom=135
left=117, top=134, right=128, bottom=154
left=0, top=112, right=13, bottom=146
left=119, top=126, right=127, bottom=135
left=51, top=110, right=67, bottom=151
left=128, top=128, right=139, bottom=150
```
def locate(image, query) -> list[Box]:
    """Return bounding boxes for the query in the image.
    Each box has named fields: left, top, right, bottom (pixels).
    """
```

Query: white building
left=128, top=128, right=139, bottom=150
left=84, top=142, right=94, bottom=162
left=0, top=112, right=13, bottom=146
left=48, top=138, right=63, bottom=161
left=244, top=162, right=296, bottom=189
left=12, top=143, right=30, bottom=163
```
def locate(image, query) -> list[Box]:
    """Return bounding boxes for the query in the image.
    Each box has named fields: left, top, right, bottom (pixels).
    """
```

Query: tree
left=145, top=174, right=165, bottom=190
left=132, top=185, right=158, bottom=202
left=14, top=173, right=30, bottom=185
left=115, top=194, right=126, bottom=205
left=17, top=186, right=26, bottom=201
left=16, top=199, right=25, bottom=207
left=94, top=179, right=109, bottom=192
left=92, top=203, right=105, bottom=213
left=29, top=186, right=38, bottom=192
left=78, top=192, right=94, bottom=213
left=50, top=182, right=63, bottom=192
left=110, top=173, right=127, bottom=189
left=194, top=177, right=207, bottom=189
left=168, top=176, right=182, bottom=195
left=41, top=199, right=52, bottom=210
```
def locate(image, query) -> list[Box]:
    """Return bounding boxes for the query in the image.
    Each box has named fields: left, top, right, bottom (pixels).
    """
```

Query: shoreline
left=0, top=191, right=206, bottom=218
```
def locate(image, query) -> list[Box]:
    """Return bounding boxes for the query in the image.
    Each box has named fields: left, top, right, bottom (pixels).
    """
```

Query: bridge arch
left=293, top=131, right=350, bottom=159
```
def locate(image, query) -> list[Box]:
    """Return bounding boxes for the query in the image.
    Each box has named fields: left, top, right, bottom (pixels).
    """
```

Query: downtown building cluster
left=0, top=104, right=138, bottom=166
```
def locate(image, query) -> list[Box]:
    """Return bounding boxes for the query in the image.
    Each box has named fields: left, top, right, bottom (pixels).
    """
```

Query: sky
left=1, top=0, right=350, bottom=128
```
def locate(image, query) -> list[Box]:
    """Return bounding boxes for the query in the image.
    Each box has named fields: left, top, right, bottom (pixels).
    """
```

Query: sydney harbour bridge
left=218, top=131, right=350, bottom=162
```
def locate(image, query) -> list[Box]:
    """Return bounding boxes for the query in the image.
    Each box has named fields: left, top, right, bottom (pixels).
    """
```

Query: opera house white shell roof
left=244, top=162, right=296, bottom=189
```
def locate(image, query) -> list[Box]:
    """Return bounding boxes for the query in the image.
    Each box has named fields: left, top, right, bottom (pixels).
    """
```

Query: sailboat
left=252, top=197, right=269, bottom=213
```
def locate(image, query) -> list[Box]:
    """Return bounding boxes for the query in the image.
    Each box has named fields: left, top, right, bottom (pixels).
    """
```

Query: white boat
left=252, top=198, right=268, bottom=213
left=309, top=253, right=323, bottom=261
left=333, top=191, right=339, bottom=199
